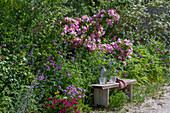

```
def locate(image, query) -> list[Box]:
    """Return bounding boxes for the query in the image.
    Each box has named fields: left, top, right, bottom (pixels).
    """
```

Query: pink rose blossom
left=114, top=14, right=120, bottom=21
left=117, top=38, right=121, bottom=43
left=97, top=38, right=101, bottom=43
left=106, top=18, right=113, bottom=25
left=100, top=9, right=106, bottom=13
left=108, top=9, right=116, bottom=16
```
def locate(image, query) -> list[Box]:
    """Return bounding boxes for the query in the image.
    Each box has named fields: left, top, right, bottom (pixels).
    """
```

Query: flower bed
left=0, top=0, right=169, bottom=112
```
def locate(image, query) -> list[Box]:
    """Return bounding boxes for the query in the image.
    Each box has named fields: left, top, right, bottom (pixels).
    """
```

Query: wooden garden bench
left=91, top=79, right=137, bottom=108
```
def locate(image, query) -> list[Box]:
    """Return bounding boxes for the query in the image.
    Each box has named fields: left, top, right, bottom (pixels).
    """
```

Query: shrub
left=91, top=0, right=169, bottom=45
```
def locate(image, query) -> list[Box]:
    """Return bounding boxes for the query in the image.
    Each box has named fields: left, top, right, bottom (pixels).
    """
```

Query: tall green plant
left=90, top=0, right=169, bottom=45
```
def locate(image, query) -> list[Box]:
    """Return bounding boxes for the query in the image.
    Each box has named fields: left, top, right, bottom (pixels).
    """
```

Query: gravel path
left=120, top=84, right=170, bottom=113
left=90, top=84, right=170, bottom=113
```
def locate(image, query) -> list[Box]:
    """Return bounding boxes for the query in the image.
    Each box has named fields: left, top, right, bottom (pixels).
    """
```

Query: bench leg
left=94, top=88, right=109, bottom=108
left=127, top=84, right=133, bottom=101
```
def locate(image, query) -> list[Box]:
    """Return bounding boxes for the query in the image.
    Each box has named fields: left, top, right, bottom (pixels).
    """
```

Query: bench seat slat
left=91, top=79, right=137, bottom=89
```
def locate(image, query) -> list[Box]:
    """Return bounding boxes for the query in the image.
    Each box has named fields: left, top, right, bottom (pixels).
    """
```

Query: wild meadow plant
left=1, top=6, right=169, bottom=112
left=121, top=37, right=169, bottom=83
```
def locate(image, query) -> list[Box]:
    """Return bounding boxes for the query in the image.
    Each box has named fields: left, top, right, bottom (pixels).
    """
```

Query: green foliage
left=121, top=39, right=169, bottom=85
left=0, top=0, right=169, bottom=112
left=91, top=0, right=169, bottom=44
left=108, top=90, right=128, bottom=110
left=0, top=0, right=77, bottom=112
left=59, top=0, right=93, bottom=17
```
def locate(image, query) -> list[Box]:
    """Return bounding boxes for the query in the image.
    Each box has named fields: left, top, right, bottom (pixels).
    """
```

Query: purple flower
left=137, top=55, right=140, bottom=57
left=23, top=45, right=27, bottom=48
left=140, top=56, right=142, bottom=58
left=135, top=62, right=138, bottom=64
left=39, top=74, right=44, bottom=80
left=157, top=48, right=160, bottom=50
left=1, top=45, right=5, bottom=47
left=137, top=48, right=138, bottom=49
left=146, top=65, right=148, bottom=67
left=153, top=46, right=155, bottom=48
left=150, top=61, right=153, bottom=64
left=161, top=52, right=163, bottom=54
left=75, top=91, right=79, bottom=94
left=49, top=60, right=53, bottom=63
left=58, top=51, right=61, bottom=54
left=84, top=90, right=86, bottom=92
left=140, top=43, right=142, bottom=45
left=155, top=49, right=157, bottom=51
left=58, top=20, right=62, bottom=24
left=50, top=56, right=54, bottom=59
left=138, top=38, right=141, bottom=40
left=51, top=63, right=54, bottom=66
left=111, top=38, right=115, bottom=41
left=46, top=66, right=50, bottom=70
left=78, top=87, right=82, bottom=92
left=111, top=51, right=114, bottom=54
left=82, top=94, right=85, bottom=98
left=161, top=58, right=163, bottom=60
left=116, top=70, right=118, bottom=72
left=35, top=36, right=38, bottom=38
left=63, top=90, right=67, bottom=93
left=55, top=64, right=58, bottom=67
left=135, top=52, right=137, bottom=54
left=165, top=61, right=168, bottom=66
left=119, top=56, right=122, bottom=59
left=146, top=43, right=149, bottom=45
left=71, top=57, right=74, bottom=61
left=100, top=9, right=106, bottom=13
left=124, top=74, right=127, bottom=77
left=67, top=92, right=71, bottom=96
left=67, top=73, right=71, bottom=76
left=167, top=51, right=170, bottom=53
left=72, top=93, right=76, bottom=96
left=52, top=40, right=57, bottom=45
left=58, top=86, right=61, bottom=90
left=58, top=66, right=62, bottom=70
